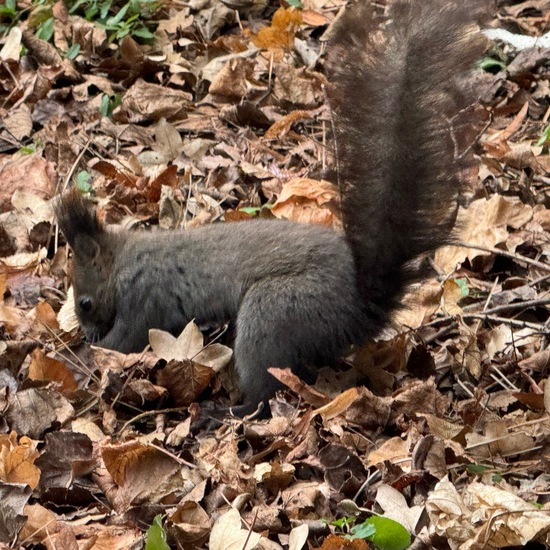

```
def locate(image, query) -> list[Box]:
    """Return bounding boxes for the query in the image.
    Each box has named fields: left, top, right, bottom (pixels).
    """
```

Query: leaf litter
left=0, top=1, right=550, bottom=549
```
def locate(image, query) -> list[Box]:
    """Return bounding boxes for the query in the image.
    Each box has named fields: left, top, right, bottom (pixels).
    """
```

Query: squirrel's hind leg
left=233, top=275, right=365, bottom=415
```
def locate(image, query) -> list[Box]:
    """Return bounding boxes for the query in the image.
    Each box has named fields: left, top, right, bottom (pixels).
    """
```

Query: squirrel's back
left=328, top=0, right=488, bottom=331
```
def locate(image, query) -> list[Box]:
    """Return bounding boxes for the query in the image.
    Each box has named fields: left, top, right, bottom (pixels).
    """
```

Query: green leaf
left=99, top=94, right=110, bottom=117
left=64, top=43, right=80, bottom=60
left=239, top=206, right=262, bottom=215
left=352, top=517, right=411, bottom=550
left=467, top=463, right=492, bottom=475
left=0, top=1, right=17, bottom=17
left=100, top=0, right=113, bottom=20
left=75, top=171, right=93, bottom=193
left=106, top=2, right=130, bottom=26
left=330, top=516, right=356, bottom=530
left=68, top=0, right=88, bottom=15
left=286, top=0, right=303, bottom=6
left=36, top=17, right=55, bottom=41
left=478, top=56, right=505, bottom=72
left=99, top=93, right=122, bottom=117
left=144, top=515, right=170, bottom=550
left=347, top=522, right=376, bottom=539
left=454, top=278, right=469, bottom=298
left=132, top=26, right=154, bottom=39
left=535, top=125, right=550, bottom=147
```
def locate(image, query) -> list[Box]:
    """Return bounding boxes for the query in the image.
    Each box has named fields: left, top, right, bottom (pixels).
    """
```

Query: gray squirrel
left=55, top=0, right=487, bottom=416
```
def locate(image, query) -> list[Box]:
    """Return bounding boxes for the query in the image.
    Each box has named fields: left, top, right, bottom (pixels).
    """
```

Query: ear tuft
left=55, top=188, right=105, bottom=252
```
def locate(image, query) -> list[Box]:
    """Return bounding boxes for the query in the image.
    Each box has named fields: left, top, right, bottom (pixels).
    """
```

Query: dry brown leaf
left=0, top=154, right=56, bottom=212
left=426, top=476, right=475, bottom=546
left=268, top=367, right=329, bottom=407
left=149, top=321, right=232, bottom=371
left=34, top=301, right=60, bottom=332
left=435, top=195, right=533, bottom=272
left=209, top=57, right=254, bottom=99
left=271, top=178, right=340, bottom=228
left=120, top=78, right=192, bottom=122
left=19, top=504, right=58, bottom=544
left=57, top=286, right=79, bottom=333
left=254, top=462, right=295, bottom=496
left=519, top=350, right=550, bottom=372
left=156, top=359, right=214, bottom=406
left=301, top=10, right=329, bottom=27
left=465, top=420, right=535, bottom=459
left=252, top=8, right=302, bottom=51
left=394, top=279, right=443, bottom=328
left=28, top=349, right=78, bottom=393
left=5, top=388, right=74, bottom=439
left=314, top=387, right=359, bottom=420
left=486, top=101, right=528, bottom=144
left=169, top=501, right=211, bottom=549
left=429, top=477, right=550, bottom=549
left=289, top=524, right=309, bottom=550
left=0, top=482, right=32, bottom=543
left=4, top=105, right=32, bottom=140
left=0, top=432, right=40, bottom=489
left=265, top=109, right=318, bottom=140
left=311, top=534, right=369, bottom=550
left=485, top=325, right=514, bottom=360
left=99, top=440, right=183, bottom=511
left=417, top=413, right=466, bottom=441
left=367, top=437, right=409, bottom=468
left=0, top=26, right=22, bottom=61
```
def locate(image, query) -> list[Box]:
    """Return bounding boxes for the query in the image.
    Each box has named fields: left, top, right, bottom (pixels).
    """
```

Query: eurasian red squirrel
left=55, top=0, right=487, bottom=416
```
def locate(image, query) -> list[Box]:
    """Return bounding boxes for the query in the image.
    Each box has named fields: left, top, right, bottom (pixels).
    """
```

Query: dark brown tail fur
left=328, top=0, right=488, bottom=330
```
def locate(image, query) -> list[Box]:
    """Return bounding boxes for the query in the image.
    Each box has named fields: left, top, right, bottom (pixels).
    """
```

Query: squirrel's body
left=56, top=0, right=487, bottom=415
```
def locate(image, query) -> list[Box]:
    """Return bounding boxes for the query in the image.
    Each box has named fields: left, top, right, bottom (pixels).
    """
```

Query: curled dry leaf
left=271, top=178, right=341, bottom=229
left=57, top=286, right=79, bottom=333
left=435, top=195, right=533, bottom=272
left=0, top=432, right=40, bottom=489
left=0, top=483, right=32, bottom=543
left=427, top=476, right=550, bottom=549
left=169, top=500, right=211, bottom=549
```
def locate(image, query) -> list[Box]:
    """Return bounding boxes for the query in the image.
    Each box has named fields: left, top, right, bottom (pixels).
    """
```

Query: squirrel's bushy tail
left=329, top=0, right=488, bottom=329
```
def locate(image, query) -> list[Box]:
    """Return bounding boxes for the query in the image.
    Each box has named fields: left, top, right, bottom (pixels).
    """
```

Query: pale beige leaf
left=376, top=484, right=423, bottom=533
left=288, top=524, right=309, bottom=550
left=209, top=508, right=262, bottom=550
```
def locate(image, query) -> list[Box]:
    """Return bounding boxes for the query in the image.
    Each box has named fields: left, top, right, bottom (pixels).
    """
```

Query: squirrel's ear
left=74, top=234, right=101, bottom=261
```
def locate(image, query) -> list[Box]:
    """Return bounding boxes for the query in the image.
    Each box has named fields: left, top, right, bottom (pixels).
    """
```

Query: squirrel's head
left=71, top=247, right=116, bottom=344
left=56, top=190, right=117, bottom=343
